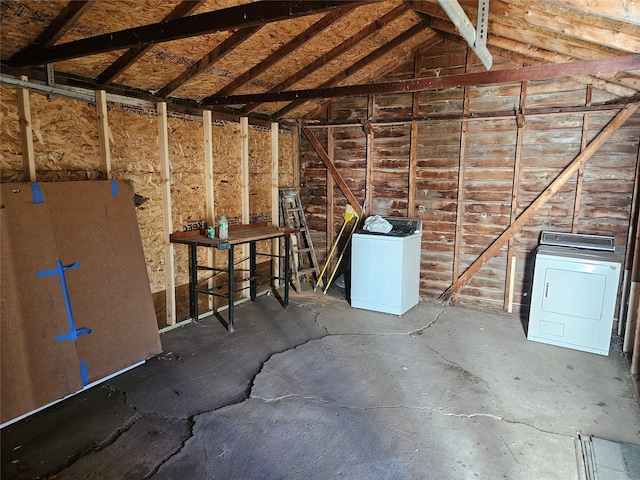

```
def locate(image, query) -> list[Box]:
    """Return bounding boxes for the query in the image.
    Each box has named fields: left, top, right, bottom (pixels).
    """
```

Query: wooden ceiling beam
left=239, top=3, right=409, bottom=114
left=31, top=0, right=96, bottom=48
left=273, top=23, right=427, bottom=118
left=411, top=0, right=630, bottom=59
left=547, top=0, right=640, bottom=24
left=415, top=5, right=640, bottom=94
left=488, top=38, right=639, bottom=97
left=9, top=0, right=379, bottom=67
left=96, top=0, right=206, bottom=85
left=208, top=6, right=358, bottom=99
left=303, top=33, right=443, bottom=120
left=157, top=26, right=262, bottom=98
left=501, top=0, right=640, bottom=48
left=203, top=54, right=640, bottom=106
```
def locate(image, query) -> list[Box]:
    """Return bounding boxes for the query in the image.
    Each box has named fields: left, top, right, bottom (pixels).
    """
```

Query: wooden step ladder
left=279, top=188, right=320, bottom=292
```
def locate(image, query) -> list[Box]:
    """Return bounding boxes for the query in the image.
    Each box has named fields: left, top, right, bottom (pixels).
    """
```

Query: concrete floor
left=2, top=288, right=639, bottom=479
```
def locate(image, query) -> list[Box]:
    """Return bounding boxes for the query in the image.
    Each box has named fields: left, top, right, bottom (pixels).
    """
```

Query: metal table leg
left=189, top=244, right=199, bottom=322
left=227, top=244, right=235, bottom=333
left=284, top=234, right=290, bottom=307
left=250, top=241, right=257, bottom=301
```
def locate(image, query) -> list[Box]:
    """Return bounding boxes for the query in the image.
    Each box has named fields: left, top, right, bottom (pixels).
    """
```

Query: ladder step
left=280, top=187, right=320, bottom=289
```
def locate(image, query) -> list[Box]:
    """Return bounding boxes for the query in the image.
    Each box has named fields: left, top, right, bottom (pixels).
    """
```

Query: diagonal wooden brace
left=439, top=102, right=640, bottom=303
left=302, top=126, right=363, bottom=217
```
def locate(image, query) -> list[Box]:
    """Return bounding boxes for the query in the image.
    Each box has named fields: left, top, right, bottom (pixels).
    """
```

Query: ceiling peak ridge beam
left=237, top=2, right=409, bottom=114
left=96, top=0, right=206, bottom=85
left=9, top=0, right=381, bottom=68
left=437, top=0, right=492, bottom=69
left=203, top=54, right=640, bottom=106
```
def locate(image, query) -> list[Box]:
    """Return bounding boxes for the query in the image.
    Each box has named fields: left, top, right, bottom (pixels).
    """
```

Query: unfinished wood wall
left=0, top=85, right=295, bottom=327
left=300, top=42, right=640, bottom=316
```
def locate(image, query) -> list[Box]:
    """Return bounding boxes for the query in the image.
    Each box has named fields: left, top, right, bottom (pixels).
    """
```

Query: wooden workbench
left=170, top=223, right=298, bottom=332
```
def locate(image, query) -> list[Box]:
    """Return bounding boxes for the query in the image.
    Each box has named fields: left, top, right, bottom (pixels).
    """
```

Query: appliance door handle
left=545, top=282, right=549, bottom=298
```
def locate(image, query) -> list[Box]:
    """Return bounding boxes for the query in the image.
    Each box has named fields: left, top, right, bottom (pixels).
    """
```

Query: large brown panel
left=1, top=183, right=81, bottom=422
left=1, top=180, right=161, bottom=425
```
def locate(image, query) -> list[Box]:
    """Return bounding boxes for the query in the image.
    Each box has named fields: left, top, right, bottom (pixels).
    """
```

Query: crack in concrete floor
left=17, top=295, right=637, bottom=479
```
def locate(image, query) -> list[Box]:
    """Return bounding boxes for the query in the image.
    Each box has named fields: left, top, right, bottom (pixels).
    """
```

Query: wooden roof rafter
left=302, top=32, right=443, bottom=120
left=239, top=2, right=410, bottom=114
left=31, top=0, right=96, bottom=48
left=208, top=5, right=359, bottom=98
left=413, top=3, right=640, bottom=95
left=9, top=0, right=381, bottom=68
left=96, top=0, right=206, bottom=85
left=270, top=23, right=431, bottom=118
left=157, top=25, right=262, bottom=98
left=411, top=0, right=634, bottom=60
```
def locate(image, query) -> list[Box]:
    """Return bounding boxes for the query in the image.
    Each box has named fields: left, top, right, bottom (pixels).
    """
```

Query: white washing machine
left=528, top=233, right=621, bottom=356
left=350, top=217, right=421, bottom=315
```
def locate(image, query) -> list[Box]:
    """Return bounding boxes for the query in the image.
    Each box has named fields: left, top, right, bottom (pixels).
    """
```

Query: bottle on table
left=219, top=213, right=228, bottom=240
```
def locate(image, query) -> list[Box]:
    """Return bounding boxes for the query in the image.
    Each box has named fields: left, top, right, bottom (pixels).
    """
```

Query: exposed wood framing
left=365, top=96, right=375, bottom=216
left=620, top=143, right=640, bottom=338
left=158, top=102, right=176, bottom=325
left=408, top=54, right=420, bottom=217
left=97, top=0, right=205, bottom=84
left=207, top=55, right=640, bottom=107
left=96, top=90, right=112, bottom=179
left=240, top=3, right=409, bottom=114
left=292, top=124, right=300, bottom=188
left=32, top=0, right=95, bottom=48
left=572, top=85, right=592, bottom=233
left=206, top=7, right=354, bottom=99
left=10, top=1, right=376, bottom=67
left=507, top=256, right=516, bottom=314
left=486, top=41, right=638, bottom=98
left=240, top=117, right=250, bottom=297
left=439, top=102, right=640, bottom=303
left=625, top=143, right=640, bottom=355
left=158, top=26, right=262, bottom=98
left=452, top=50, right=472, bottom=294
left=631, top=180, right=640, bottom=368
left=504, top=81, right=526, bottom=310
left=16, top=76, right=35, bottom=182
left=273, top=23, right=426, bottom=118
left=271, top=122, right=280, bottom=288
left=302, top=127, right=362, bottom=216
left=203, top=110, right=216, bottom=310
left=302, top=100, right=639, bottom=129
left=327, top=104, right=335, bottom=268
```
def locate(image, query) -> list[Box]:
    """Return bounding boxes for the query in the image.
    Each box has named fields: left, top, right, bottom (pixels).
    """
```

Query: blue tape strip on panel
left=36, top=260, right=91, bottom=342
left=111, top=179, right=118, bottom=198
left=79, top=360, right=89, bottom=386
left=31, top=182, right=44, bottom=204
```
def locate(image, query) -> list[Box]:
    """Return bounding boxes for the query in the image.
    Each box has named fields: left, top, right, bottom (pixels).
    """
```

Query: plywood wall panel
left=108, top=106, right=165, bottom=293
left=0, top=85, right=23, bottom=182
left=30, top=92, right=101, bottom=176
